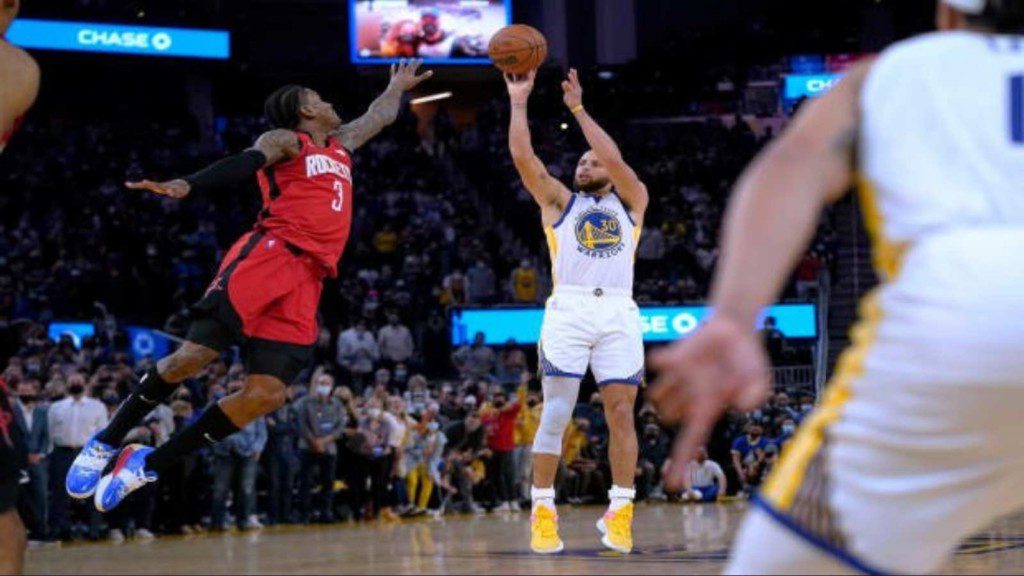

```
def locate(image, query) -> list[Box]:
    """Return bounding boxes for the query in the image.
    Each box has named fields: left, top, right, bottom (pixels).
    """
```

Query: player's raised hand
left=561, top=67, right=583, bottom=110
left=126, top=178, right=191, bottom=199
left=388, top=58, right=434, bottom=92
left=646, top=315, right=771, bottom=492
left=504, top=69, right=536, bottom=105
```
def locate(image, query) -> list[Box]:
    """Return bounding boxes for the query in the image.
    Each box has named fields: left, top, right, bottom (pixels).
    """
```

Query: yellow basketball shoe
left=597, top=502, right=634, bottom=554
left=530, top=505, right=564, bottom=554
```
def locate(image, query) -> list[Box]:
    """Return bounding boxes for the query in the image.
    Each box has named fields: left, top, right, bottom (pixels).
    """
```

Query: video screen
left=350, top=0, right=512, bottom=65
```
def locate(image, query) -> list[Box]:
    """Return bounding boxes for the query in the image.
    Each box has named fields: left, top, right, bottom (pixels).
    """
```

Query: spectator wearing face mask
left=294, top=373, right=346, bottom=524
left=637, top=423, right=670, bottom=501
left=775, top=417, right=797, bottom=450
left=481, top=388, right=521, bottom=512
left=682, top=447, right=727, bottom=503
left=47, top=373, right=106, bottom=541
left=730, top=423, right=770, bottom=494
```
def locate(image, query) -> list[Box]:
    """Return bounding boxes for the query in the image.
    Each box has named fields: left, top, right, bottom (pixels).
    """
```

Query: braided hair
left=264, top=85, right=308, bottom=130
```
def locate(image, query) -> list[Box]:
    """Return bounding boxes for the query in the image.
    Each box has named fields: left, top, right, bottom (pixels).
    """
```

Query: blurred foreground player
left=0, top=2, right=37, bottom=573
left=0, top=0, right=39, bottom=154
left=650, top=0, right=1024, bottom=573
left=66, top=60, right=432, bottom=512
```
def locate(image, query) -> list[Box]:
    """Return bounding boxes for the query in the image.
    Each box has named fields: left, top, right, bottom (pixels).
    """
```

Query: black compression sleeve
left=183, top=149, right=267, bottom=193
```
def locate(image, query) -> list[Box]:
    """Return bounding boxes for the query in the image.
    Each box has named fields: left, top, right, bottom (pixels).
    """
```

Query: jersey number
left=331, top=181, right=345, bottom=212
left=1010, top=75, right=1024, bottom=144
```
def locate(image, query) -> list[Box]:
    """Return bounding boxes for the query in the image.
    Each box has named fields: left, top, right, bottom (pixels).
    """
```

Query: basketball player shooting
left=650, top=0, right=1024, bottom=573
left=65, top=59, right=432, bottom=513
left=505, top=69, right=649, bottom=555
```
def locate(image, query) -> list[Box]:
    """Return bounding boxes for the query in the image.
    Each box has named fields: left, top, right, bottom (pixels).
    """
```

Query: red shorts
left=191, top=230, right=325, bottom=347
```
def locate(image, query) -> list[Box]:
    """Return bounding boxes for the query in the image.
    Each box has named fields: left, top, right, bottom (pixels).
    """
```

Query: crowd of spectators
left=0, top=75, right=834, bottom=544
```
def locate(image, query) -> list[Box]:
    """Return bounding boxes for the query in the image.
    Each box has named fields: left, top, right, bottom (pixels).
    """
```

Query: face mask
left=493, top=399, right=506, bottom=409
left=801, top=403, right=813, bottom=412
left=526, top=399, right=538, bottom=408
left=18, top=394, right=35, bottom=403
left=751, top=410, right=763, bottom=420
left=782, top=424, right=795, bottom=435
left=367, top=408, right=381, bottom=419
left=395, top=370, right=408, bottom=381
left=68, top=384, right=84, bottom=396
left=317, top=385, right=332, bottom=397
left=591, top=401, right=602, bottom=408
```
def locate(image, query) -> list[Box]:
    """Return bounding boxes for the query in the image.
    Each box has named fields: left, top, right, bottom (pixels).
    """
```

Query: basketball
left=488, top=24, right=547, bottom=75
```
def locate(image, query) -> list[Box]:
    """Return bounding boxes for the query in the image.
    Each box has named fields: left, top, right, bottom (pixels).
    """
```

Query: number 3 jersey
left=544, top=191, right=641, bottom=292
left=255, top=130, right=353, bottom=277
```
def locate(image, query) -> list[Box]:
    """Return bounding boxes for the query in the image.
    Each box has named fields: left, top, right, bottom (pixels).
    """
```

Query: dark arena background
left=2, top=0, right=1024, bottom=574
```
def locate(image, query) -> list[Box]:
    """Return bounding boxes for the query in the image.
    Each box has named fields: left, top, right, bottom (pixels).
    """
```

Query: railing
left=813, top=269, right=831, bottom=398
left=772, top=365, right=817, bottom=395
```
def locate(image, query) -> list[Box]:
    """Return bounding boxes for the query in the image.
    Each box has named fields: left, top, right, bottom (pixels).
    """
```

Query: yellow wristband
left=570, top=104, right=584, bottom=115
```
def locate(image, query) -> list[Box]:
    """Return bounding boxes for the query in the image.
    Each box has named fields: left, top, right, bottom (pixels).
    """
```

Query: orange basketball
left=488, top=24, right=547, bottom=75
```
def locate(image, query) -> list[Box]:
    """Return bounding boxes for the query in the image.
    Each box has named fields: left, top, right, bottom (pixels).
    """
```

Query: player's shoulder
left=868, top=31, right=983, bottom=85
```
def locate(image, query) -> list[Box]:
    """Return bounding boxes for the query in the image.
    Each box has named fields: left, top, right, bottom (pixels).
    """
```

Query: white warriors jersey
left=544, top=191, right=640, bottom=291
left=860, top=31, right=1024, bottom=280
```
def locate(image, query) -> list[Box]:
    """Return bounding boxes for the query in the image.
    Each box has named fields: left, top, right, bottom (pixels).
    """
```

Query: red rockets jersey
left=255, top=131, right=354, bottom=277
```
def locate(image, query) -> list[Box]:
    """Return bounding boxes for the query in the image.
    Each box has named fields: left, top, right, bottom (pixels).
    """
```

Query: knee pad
left=532, top=376, right=581, bottom=456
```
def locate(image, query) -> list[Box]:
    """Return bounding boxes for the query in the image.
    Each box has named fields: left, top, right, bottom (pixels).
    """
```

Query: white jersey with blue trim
left=544, top=191, right=640, bottom=292
left=860, top=31, right=1024, bottom=280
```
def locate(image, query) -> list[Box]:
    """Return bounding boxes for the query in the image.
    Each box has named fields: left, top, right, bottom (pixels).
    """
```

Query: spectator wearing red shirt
left=482, top=390, right=520, bottom=512
left=794, top=251, right=822, bottom=298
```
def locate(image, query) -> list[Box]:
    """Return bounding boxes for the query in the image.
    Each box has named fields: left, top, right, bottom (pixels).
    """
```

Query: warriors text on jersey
left=256, top=131, right=354, bottom=276
left=544, top=191, right=641, bottom=291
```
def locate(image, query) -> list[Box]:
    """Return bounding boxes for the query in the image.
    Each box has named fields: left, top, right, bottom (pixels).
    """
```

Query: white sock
left=531, top=486, right=556, bottom=513
left=608, top=485, right=636, bottom=512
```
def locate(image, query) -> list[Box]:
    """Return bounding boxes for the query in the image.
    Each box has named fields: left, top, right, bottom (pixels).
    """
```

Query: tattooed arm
left=334, top=58, right=433, bottom=151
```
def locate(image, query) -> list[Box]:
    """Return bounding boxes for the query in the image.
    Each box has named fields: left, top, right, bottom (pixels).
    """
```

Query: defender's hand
left=504, top=69, right=536, bottom=105
left=561, top=68, right=583, bottom=111
left=126, top=178, right=191, bottom=199
left=389, top=58, right=433, bottom=92
left=647, top=315, right=771, bottom=492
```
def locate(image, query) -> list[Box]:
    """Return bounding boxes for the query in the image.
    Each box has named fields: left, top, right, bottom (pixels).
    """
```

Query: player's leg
left=726, top=507, right=857, bottom=575
left=0, top=508, right=26, bottom=576
left=67, top=237, right=257, bottom=501
left=67, top=338, right=223, bottom=501
left=590, top=298, right=645, bottom=554
left=530, top=295, right=591, bottom=553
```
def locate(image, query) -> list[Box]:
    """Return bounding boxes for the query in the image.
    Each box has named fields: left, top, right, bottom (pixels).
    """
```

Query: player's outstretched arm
left=505, top=70, right=571, bottom=214
left=562, top=68, right=648, bottom=219
left=334, top=58, right=433, bottom=151
left=647, top=61, right=874, bottom=492
left=126, top=129, right=300, bottom=199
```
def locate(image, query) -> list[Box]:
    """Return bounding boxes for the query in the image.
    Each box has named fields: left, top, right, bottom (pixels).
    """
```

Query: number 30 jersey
left=860, top=31, right=1024, bottom=280
left=255, top=130, right=354, bottom=277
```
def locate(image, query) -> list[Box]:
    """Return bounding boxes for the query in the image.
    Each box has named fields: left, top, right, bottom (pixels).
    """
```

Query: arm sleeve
left=183, top=149, right=267, bottom=194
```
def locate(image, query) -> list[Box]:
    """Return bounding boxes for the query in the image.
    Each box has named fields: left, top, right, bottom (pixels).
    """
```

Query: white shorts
left=538, top=285, right=644, bottom=386
left=754, top=229, right=1024, bottom=574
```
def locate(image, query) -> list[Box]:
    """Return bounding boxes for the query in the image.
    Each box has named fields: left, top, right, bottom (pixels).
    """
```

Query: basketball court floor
left=25, top=501, right=1024, bottom=574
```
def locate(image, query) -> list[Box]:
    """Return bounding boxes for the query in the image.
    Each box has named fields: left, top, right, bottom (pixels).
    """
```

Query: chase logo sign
left=7, top=19, right=230, bottom=60
left=783, top=73, right=843, bottom=100
left=574, top=208, right=624, bottom=258
left=450, top=304, right=817, bottom=345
